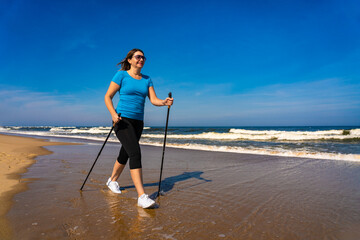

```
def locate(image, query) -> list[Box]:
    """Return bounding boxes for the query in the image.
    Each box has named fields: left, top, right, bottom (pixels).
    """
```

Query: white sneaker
left=137, top=194, right=155, bottom=209
left=106, top=177, right=121, bottom=194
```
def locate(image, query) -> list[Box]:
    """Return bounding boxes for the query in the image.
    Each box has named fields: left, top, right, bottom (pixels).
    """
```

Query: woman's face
left=128, top=51, right=146, bottom=69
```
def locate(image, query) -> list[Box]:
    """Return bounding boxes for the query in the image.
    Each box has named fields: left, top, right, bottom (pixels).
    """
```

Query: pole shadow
left=122, top=171, right=211, bottom=199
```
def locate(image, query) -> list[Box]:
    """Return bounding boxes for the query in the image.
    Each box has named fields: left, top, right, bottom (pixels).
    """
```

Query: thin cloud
left=0, top=87, right=106, bottom=125
left=166, top=78, right=360, bottom=126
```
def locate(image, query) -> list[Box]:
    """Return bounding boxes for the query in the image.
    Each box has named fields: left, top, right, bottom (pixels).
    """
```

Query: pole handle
left=168, top=92, right=172, bottom=109
left=112, top=113, right=122, bottom=127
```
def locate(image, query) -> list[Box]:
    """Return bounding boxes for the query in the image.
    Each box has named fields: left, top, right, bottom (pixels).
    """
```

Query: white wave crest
left=50, top=127, right=76, bottom=132
left=351, top=129, right=360, bottom=135
left=70, top=127, right=111, bottom=134
left=229, top=128, right=360, bottom=141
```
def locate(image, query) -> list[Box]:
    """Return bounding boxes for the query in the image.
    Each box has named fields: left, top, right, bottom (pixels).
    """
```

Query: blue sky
left=1, top=0, right=359, bottom=126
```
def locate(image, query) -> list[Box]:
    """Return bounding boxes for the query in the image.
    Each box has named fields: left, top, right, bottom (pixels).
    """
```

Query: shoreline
left=0, top=134, right=75, bottom=240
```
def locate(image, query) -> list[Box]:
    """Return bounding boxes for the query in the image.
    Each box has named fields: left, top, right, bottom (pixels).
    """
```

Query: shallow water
left=7, top=139, right=360, bottom=239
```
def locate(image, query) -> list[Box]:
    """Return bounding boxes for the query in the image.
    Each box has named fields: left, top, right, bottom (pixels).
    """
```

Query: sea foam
left=142, top=128, right=360, bottom=141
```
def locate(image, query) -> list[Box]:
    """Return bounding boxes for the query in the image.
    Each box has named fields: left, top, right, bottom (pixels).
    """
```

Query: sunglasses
left=133, top=55, right=146, bottom=61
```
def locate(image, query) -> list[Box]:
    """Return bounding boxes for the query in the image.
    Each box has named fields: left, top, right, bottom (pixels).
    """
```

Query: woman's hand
left=112, top=113, right=122, bottom=124
left=164, top=97, right=173, bottom=106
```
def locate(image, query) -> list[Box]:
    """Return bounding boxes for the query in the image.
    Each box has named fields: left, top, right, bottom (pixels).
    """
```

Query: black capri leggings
left=114, top=117, right=144, bottom=169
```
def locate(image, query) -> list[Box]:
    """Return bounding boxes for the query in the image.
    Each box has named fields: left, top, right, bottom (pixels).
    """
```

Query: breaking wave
left=142, top=128, right=360, bottom=141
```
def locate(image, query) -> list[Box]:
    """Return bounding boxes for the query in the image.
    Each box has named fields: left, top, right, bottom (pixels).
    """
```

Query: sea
left=1, top=126, right=359, bottom=162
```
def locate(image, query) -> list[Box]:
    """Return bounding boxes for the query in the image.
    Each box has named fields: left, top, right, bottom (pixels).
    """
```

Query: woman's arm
left=148, top=86, right=173, bottom=106
left=104, top=81, right=122, bottom=123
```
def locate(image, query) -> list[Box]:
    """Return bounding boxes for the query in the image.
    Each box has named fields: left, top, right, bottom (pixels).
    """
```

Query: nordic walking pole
left=157, top=92, right=172, bottom=198
left=80, top=118, right=118, bottom=191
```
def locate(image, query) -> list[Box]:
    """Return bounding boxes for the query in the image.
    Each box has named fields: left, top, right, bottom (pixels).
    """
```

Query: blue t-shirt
left=111, top=70, right=153, bottom=121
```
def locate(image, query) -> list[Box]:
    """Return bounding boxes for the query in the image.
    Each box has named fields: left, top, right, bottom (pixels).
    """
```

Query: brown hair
left=117, top=48, right=145, bottom=71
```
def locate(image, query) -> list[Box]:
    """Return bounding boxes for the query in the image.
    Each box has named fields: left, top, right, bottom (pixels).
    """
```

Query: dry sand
left=0, top=134, right=73, bottom=240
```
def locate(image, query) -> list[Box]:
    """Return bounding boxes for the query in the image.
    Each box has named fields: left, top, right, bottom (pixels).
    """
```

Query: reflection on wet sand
left=104, top=190, right=157, bottom=239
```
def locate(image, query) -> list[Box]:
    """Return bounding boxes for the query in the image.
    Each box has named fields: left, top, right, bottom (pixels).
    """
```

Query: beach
left=1, top=133, right=360, bottom=239
left=0, top=134, right=73, bottom=239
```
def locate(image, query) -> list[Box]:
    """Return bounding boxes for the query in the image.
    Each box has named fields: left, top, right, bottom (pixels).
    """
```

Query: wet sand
left=4, top=134, right=360, bottom=239
left=0, top=134, right=74, bottom=240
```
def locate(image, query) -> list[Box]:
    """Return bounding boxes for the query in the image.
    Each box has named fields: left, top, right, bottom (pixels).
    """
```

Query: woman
left=104, top=48, right=173, bottom=209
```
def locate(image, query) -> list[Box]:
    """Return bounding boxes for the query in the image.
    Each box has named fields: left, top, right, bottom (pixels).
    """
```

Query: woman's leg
left=130, top=168, right=145, bottom=197
left=110, top=161, right=126, bottom=181
left=109, top=146, right=128, bottom=182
